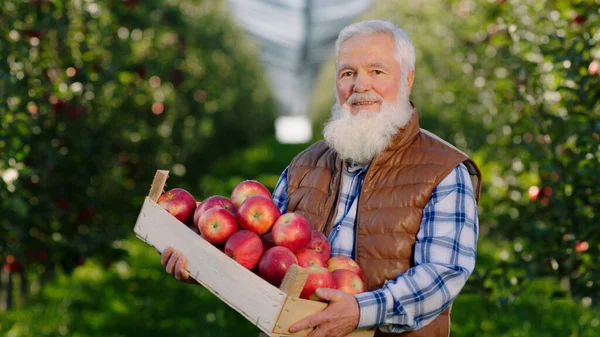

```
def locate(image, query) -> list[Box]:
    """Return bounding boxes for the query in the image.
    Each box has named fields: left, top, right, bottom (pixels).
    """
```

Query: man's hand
left=161, top=247, right=198, bottom=284
left=289, top=288, right=360, bottom=337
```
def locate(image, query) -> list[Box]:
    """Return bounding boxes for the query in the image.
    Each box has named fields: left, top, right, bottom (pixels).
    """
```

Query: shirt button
left=337, top=225, right=341, bottom=231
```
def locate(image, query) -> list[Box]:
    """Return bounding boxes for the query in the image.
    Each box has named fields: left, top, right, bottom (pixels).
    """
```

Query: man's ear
left=407, top=70, right=415, bottom=91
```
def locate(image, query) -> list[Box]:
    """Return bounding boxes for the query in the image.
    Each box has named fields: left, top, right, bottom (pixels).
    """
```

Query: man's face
left=335, top=33, right=404, bottom=115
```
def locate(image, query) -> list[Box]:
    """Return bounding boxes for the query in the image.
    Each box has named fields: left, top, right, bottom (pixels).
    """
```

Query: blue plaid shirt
left=272, top=162, right=478, bottom=333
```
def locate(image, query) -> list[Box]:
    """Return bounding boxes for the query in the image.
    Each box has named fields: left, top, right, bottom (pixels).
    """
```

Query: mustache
left=345, top=92, right=383, bottom=104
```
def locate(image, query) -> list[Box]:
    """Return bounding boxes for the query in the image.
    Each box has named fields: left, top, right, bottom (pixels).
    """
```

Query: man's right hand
left=161, top=247, right=198, bottom=284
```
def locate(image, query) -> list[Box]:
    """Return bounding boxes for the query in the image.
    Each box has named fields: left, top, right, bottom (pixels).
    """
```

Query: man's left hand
left=289, top=288, right=360, bottom=337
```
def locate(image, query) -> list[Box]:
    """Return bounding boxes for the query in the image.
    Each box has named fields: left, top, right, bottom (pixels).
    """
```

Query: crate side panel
left=273, top=297, right=326, bottom=336
left=273, top=297, right=375, bottom=337
left=134, top=197, right=286, bottom=333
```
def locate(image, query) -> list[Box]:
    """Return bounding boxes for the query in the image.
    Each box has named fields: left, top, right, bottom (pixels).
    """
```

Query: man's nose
left=352, top=73, right=372, bottom=93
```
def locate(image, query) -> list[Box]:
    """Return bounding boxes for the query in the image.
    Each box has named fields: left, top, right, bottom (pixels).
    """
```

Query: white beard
left=323, top=79, right=414, bottom=165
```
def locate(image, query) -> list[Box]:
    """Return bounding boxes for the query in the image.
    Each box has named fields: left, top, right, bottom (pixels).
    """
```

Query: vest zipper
left=354, top=164, right=370, bottom=260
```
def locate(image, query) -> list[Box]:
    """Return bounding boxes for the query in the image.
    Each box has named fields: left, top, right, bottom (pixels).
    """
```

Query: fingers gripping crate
left=134, top=170, right=375, bottom=337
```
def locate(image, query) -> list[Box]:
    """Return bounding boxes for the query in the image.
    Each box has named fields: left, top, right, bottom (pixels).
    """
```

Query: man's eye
left=373, top=70, right=383, bottom=75
left=342, top=71, right=353, bottom=77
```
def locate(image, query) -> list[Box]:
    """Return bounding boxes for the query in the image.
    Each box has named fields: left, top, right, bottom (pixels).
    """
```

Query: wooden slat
left=279, top=265, right=309, bottom=298
left=269, top=329, right=376, bottom=336
left=148, top=170, right=169, bottom=201
left=261, top=265, right=311, bottom=336
left=344, top=328, right=376, bottom=337
left=272, top=297, right=327, bottom=336
left=134, top=197, right=286, bottom=333
left=269, top=328, right=375, bottom=337
left=272, top=280, right=376, bottom=337
left=274, top=297, right=375, bottom=337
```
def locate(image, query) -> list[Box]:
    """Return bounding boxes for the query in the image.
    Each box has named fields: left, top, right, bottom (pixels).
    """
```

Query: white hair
left=334, top=20, right=415, bottom=72
left=323, top=20, right=416, bottom=164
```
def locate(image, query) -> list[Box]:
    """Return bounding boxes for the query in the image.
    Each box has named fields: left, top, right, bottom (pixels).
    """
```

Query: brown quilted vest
left=286, top=111, right=482, bottom=337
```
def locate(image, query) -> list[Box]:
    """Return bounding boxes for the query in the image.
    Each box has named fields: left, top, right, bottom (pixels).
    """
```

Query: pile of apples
left=157, top=180, right=365, bottom=300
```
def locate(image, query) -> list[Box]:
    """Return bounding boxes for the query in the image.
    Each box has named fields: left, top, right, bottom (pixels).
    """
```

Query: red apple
left=230, top=180, right=272, bottom=209
left=260, top=231, right=276, bottom=251
left=194, top=195, right=236, bottom=227
left=300, top=266, right=335, bottom=300
left=157, top=188, right=197, bottom=224
left=307, top=230, right=331, bottom=262
left=272, top=213, right=311, bottom=253
left=25, top=249, right=49, bottom=264
left=236, top=195, right=281, bottom=235
left=296, top=248, right=326, bottom=268
left=327, top=256, right=363, bottom=279
left=589, top=60, right=599, bottom=76
left=572, top=14, right=586, bottom=24
left=3, top=255, right=22, bottom=272
left=224, top=230, right=264, bottom=270
left=197, top=207, right=239, bottom=245
left=575, top=241, right=589, bottom=253
left=258, top=246, right=298, bottom=286
left=528, top=186, right=540, bottom=201
left=332, top=269, right=365, bottom=295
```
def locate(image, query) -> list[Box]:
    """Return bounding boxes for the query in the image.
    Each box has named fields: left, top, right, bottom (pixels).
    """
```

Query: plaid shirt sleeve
left=272, top=166, right=289, bottom=214
left=354, top=163, right=479, bottom=332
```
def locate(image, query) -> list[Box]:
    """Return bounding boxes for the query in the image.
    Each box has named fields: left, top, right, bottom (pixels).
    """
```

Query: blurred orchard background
left=1, top=0, right=599, bottom=336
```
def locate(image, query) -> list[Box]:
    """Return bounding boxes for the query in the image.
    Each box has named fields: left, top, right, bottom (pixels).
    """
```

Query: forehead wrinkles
left=337, top=33, right=397, bottom=66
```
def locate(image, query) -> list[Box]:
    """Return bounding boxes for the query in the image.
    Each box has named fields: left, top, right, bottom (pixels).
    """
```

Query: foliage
left=1, top=0, right=599, bottom=335
left=311, top=0, right=599, bottom=305
left=464, top=0, right=600, bottom=304
left=0, top=0, right=275, bottom=279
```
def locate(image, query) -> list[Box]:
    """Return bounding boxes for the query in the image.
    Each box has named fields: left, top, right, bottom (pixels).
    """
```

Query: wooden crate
left=134, top=170, right=375, bottom=337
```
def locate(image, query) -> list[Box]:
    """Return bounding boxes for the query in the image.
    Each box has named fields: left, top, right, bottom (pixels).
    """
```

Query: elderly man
left=162, top=20, right=481, bottom=337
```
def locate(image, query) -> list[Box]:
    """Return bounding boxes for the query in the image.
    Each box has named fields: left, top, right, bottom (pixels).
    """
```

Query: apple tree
left=463, top=0, right=599, bottom=305
left=0, top=0, right=275, bottom=308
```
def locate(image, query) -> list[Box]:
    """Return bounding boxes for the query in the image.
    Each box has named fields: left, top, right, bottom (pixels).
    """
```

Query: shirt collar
left=344, top=160, right=370, bottom=173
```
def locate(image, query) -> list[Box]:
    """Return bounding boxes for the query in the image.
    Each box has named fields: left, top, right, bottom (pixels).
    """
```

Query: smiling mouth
left=352, top=101, right=379, bottom=106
